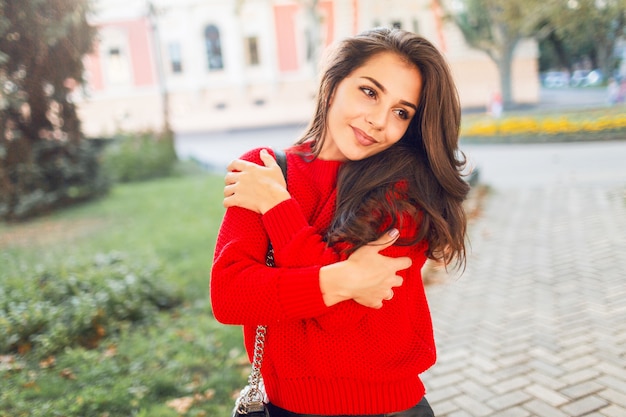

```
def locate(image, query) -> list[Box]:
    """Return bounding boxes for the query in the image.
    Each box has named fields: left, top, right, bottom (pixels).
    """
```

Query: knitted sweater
left=211, top=143, right=436, bottom=415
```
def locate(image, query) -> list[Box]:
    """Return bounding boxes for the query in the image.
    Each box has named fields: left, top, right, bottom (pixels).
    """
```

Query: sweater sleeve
left=262, top=197, right=373, bottom=331
left=311, top=208, right=428, bottom=333
left=262, top=198, right=341, bottom=267
left=262, top=192, right=428, bottom=333
left=210, top=148, right=330, bottom=325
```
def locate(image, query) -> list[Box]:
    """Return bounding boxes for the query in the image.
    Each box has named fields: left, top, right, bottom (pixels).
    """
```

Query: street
left=175, top=125, right=626, bottom=189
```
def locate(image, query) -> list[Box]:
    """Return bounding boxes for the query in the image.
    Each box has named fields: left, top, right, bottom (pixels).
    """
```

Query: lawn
left=0, top=172, right=247, bottom=417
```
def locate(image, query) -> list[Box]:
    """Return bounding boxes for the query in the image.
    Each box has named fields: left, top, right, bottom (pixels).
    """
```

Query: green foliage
left=0, top=0, right=103, bottom=221
left=0, top=252, right=181, bottom=356
left=0, top=309, right=245, bottom=416
left=543, top=0, right=626, bottom=76
left=0, top=173, right=243, bottom=416
left=101, top=130, right=178, bottom=183
left=0, top=138, right=110, bottom=221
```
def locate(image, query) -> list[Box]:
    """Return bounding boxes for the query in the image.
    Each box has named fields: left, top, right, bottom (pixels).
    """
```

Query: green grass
left=0, top=172, right=248, bottom=417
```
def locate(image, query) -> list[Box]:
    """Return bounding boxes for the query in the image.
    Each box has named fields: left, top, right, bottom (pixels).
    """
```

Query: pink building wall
left=274, top=4, right=300, bottom=72
left=84, top=53, right=104, bottom=91
left=273, top=1, right=335, bottom=73
left=320, top=0, right=334, bottom=46
left=83, top=18, right=156, bottom=92
left=127, top=18, right=155, bottom=87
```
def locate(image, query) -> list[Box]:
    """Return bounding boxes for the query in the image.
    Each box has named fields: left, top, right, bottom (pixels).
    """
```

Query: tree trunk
left=498, top=40, right=518, bottom=109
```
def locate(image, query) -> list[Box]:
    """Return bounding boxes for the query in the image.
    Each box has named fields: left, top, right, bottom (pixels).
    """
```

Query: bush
left=0, top=139, right=110, bottom=221
left=102, top=130, right=178, bottom=183
left=0, top=252, right=181, bottom=356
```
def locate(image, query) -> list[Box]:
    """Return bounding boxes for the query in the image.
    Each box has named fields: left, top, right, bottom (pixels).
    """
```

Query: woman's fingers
left=259, top=148, right=278, bottom=167
left=226, top=157, right=257, bottom=173
left=341, top=229, right=413, bottom=309
left=221, top=151, right=290, bottom=213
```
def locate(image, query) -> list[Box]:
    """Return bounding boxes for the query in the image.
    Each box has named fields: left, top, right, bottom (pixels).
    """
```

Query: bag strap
left=236, top=148, right=288, bottom=414
left=273, top=148, right=287, bottom=180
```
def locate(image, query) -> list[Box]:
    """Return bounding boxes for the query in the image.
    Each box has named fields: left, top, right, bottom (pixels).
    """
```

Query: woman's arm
left=212, top=149, right=410, bottom=326
left=211, top=205, right=408, bottom=325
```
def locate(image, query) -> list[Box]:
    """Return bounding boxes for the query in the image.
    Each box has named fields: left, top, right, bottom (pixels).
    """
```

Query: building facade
left=76, top=0, right=539, bottom=135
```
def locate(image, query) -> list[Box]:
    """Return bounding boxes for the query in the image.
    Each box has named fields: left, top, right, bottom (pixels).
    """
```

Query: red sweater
left=211, top=143, right=436, bottom=415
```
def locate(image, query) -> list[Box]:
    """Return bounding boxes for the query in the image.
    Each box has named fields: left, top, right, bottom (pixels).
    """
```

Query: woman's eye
left=360, top=87, right=376, bottom=98
left=394, top=109, right=409, bottom=120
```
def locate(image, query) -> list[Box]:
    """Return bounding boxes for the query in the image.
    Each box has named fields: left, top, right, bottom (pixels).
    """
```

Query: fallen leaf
left=22, top=381, right=39, bottom=389
left=102, top=344, right=117, bottom=359
left=17, top=342, right=32, bottom=355
left=60, top=368, right=77, bottom=380
left=39, top=356, right=56, bottom=369
left=166, top=396, right=195, bottom=414
left=0, top=355, right=24, bottom=372
left=0, top=355, right=14, bottom=364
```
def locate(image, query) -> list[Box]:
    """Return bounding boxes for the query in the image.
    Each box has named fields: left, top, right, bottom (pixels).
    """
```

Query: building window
left=106, top=46, right=131, bottom=85
left=205, top=24, right=223, bottom=70
left=392, top=21, right=402, bottom=29
left=168, top=42, right=183, bottom=73
left=245, top=36, right=260, bottom=66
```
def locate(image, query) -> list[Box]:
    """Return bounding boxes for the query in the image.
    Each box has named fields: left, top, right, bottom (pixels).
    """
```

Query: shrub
left=102, top=130, right=178, bottom=183
left=0, top=139, right=110, bottom=221
left=0, top=252, right=181, bottom=356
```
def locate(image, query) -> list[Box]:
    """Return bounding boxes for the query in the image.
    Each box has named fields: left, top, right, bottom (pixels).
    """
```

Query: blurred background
left=74, top=0, right=625, bottom=135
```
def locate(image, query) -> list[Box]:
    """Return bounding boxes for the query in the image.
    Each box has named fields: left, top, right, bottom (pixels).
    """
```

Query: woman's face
left=320, top=52, right=422, bottom=161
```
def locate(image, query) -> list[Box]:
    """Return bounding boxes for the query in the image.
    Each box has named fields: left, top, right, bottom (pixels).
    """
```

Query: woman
left=211, top=27, right=469, bottom=416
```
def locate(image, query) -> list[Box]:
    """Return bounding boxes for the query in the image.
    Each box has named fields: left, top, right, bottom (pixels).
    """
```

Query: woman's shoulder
left=238, top=142, right=313, bottom=163
left=237, top=146, right=275, bottom=164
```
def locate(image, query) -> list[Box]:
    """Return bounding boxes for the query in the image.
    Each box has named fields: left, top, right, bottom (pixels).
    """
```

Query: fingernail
left=260, top=149, right=268, bottom=155
left=388, top=228, right=399, bottom=238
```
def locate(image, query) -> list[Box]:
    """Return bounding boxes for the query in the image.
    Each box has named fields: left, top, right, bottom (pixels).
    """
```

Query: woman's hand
left=319, top=229, right=412, bottom=309
left=223, top=149, right=291, bottom=214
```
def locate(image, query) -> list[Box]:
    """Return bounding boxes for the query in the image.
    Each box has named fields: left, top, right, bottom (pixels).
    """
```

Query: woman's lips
left=352, top=126, right=377, bottom=146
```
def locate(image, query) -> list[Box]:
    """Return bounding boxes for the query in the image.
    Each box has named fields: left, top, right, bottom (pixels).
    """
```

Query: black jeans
left=266, top=397, right=435, bottom=417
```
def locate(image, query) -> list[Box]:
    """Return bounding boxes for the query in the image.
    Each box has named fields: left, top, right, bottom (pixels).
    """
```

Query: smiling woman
left=212, top=27, right=469, bottom=417
left=321, top=52, right=422, bottom=161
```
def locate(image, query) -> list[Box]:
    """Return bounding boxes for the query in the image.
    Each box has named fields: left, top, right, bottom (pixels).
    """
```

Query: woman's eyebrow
left=361, top=76, right=418, bottom=111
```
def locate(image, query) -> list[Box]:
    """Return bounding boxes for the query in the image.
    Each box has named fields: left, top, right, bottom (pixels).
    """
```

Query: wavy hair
left=296, top=27, right=469, bottom=267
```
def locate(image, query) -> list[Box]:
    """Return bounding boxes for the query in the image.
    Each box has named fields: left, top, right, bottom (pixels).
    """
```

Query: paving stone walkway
left=422, top=185, right=626, bottom=417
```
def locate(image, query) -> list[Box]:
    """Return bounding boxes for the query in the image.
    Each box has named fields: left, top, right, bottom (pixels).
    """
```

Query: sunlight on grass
left=1, top=173, right=225, bottom=299
left=0, top=173, right=245, bottom=416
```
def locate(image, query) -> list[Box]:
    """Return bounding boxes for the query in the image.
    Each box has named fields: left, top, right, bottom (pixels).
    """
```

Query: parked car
left=542, top=71, right=570, bottom=88
left=570, top=69, right=603, bottom=87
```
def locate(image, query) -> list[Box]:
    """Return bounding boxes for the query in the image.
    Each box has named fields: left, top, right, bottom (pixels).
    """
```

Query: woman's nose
left=365, top=106, right=386, bottom=130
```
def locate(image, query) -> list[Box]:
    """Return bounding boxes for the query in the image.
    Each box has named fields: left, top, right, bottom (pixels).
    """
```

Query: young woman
left=211, top=27, right=469, bottom=417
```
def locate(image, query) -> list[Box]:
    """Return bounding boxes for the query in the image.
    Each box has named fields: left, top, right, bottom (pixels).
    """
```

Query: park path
left=421, top=183, right=626, bottom=416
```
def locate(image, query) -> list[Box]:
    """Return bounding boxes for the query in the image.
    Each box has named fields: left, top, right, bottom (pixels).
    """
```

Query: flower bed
left=461, top=108, right=626, bottom=143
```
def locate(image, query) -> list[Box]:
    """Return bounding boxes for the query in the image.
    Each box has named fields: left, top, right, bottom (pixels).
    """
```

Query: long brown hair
left=297, top=27, right=469, bottom=267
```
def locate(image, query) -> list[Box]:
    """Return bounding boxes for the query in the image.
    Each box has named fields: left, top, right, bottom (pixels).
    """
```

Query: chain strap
left=236, top=325, right=267, bottom=411
left=234, top=150, right=286, bottom=415
left=235, top=246, right=274, bottom=414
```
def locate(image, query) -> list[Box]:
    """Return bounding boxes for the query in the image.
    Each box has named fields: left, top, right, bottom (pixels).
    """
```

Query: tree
left=443, top=0, right=550, bottom=108
left=0, top=0, right=107, bottom=220
left=546, top=0, right=626, bottom=78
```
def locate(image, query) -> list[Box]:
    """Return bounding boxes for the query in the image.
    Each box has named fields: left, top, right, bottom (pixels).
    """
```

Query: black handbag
left=232, top=149, right=287, bottom=417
